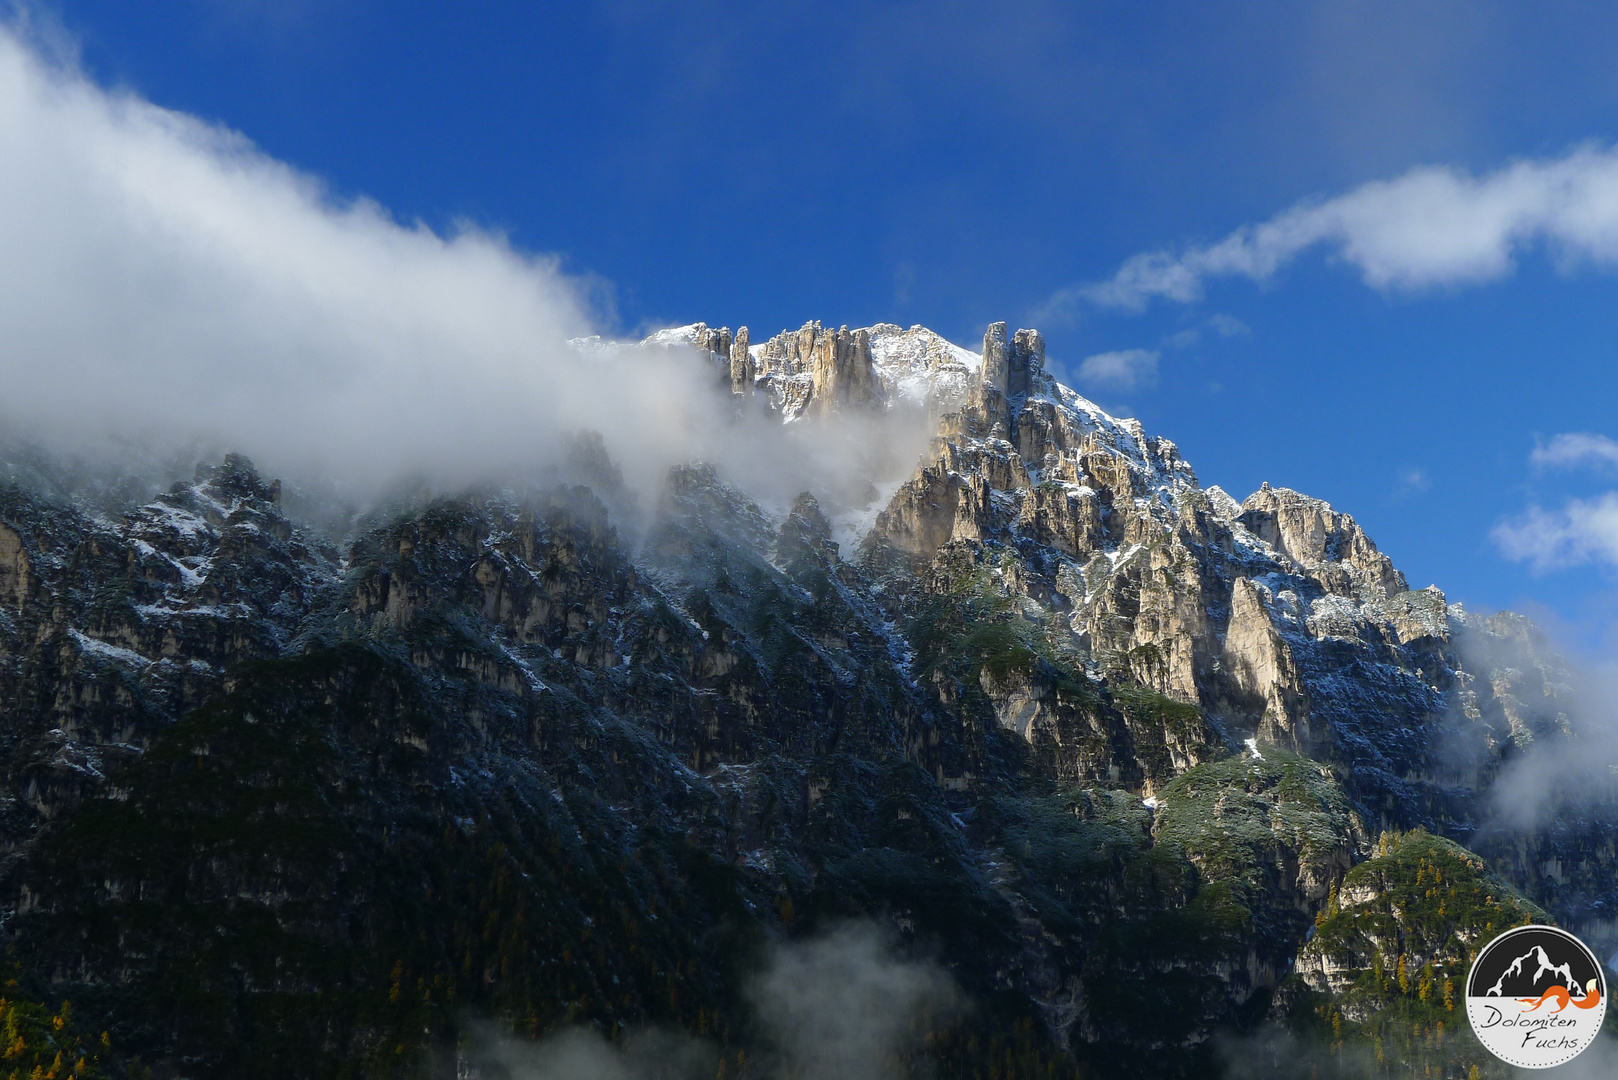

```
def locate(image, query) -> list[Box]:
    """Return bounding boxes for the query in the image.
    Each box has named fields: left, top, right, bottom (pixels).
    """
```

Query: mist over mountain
left=0, top=22, right=940, bottom=516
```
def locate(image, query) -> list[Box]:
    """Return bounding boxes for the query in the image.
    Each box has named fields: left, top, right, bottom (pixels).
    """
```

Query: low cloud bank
left=1445, top=615, right=1618, bottom=839
left=1488, top=435, right=1618, bottom=847
left=0, top=20, right=587, bottom=484
left=747, top=922, right=960, bottom=1080
left=462, top=923, right=960, bottom=1080
left=0, top=20, right=930, bottom=525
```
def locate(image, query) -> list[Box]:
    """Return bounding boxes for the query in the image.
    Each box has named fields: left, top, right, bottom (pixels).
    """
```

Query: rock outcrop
left=728, top=324, right=754, bottom=395
left=1222, top=576, right=1313, bottom=750
left=1240, top=482, right=1406, bottom=600
left=0, top=520, right=29, bottom=613
left=748, top=320, right=885, bottom=419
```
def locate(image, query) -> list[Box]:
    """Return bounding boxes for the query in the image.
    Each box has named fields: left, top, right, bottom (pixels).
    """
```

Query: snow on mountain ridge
left=588, top=319, right=1156, bottom=454
left=863, top=322, right=981, bottom=412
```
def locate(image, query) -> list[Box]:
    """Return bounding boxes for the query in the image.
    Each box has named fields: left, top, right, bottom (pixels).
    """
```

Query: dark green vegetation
left=0, top=453, right=1610, bottom=1079
left=1267, top=829, right=1553, bottom=1079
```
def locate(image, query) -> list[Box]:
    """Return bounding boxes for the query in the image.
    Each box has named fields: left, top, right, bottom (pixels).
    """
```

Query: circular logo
left=1466, top=924, right=1607, bottom=1069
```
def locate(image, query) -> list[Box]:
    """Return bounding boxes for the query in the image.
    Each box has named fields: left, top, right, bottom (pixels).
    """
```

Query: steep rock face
left=1014, top=482, right=1105, bottom=557
left=809, top=325, right=880, bottom=416
left=867, top=324, right=1231, bottom=741
left=868, top=320, right=1190, bottom=567
left=728, top=324, right=754, bottom=396
left=1122, top=536, right=1214, bottom=704
left=857, top=319, right=1606, bottom=880
left=0, top=521, right=29, bottom=613
left=1240, top=483, right=1406, bottom=600
left=631, top=320, right=981, bottom=421
left=909, top=544, right=1222, bottom=795
left=748, top=321, right=885, bottom=419
left=2, top=460, right=1012, bottom=1077
left=0, top=455, right=333, bottom=847
left=1222, top=577, right=1313, bottom=751
left=871, top=458, right=994, bottom=557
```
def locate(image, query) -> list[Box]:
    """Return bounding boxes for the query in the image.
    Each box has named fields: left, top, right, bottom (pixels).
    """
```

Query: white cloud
left=1075, top=143, right=1618, bottom=310
left=0, top=22, right=626, bottom=487
left=1162, top=313, right=1250, bottom=350
left=1397, top=466, right=1429, bottom=493
left=0, top=22, right=937, bottom=513
left=1493, top=494, right=1618, bottom=572
left=1531, top=432, right=1618, bottom=471
left=1076, top=348, right=1159, bottom=391
left=1, top=26, right=606, bottom=475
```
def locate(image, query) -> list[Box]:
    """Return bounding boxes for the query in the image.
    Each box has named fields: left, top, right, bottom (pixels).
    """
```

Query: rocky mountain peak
left=1237, top=481, right=1406, bottom=600
left=594, top=318, right=1580, bottom=841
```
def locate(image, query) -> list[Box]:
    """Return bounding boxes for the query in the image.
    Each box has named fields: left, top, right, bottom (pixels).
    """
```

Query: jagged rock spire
left=729, top=326, right=754, bottom=396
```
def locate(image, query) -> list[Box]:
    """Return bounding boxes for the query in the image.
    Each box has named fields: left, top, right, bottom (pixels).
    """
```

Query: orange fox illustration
left=1518, top=980, right=1602, bottom=1013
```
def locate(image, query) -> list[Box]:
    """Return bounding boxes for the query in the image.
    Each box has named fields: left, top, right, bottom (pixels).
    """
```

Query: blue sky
left=18, top=1, right=1618, bottom=650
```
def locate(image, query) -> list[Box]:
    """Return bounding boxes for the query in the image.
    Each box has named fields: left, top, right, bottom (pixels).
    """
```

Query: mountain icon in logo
left=1468, top=929, right=1603, bottom=1001
left=1483, top=943, right=1585, bottom=999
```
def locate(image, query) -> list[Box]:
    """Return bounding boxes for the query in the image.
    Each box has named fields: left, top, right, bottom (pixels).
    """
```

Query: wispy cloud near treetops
left=1064, top=144, right=1618, bottom=311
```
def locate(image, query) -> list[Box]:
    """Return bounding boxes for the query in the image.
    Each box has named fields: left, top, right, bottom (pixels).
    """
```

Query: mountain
left=1484, top=946, right=1576, bottom=999
left=0, top=320, right=1611, bottom=1079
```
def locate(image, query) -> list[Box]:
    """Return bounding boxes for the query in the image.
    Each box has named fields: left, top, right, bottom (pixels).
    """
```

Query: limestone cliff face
left=728, top=325, right=754, bottom=396
left=1222, top=577, right=1313, bottom=751
left=868, top=322, right=1225, bottom=725
left=687, top=322, right=733, bottom=360
left=633, top=317, right=1608, bottom=951
left=1239, top=482, right=1406, bottom=600
left=627, top=319, right=981, bottom=420
left=0, top=521, right=29, bottom=613
left=1014, top=483, right=1104, bottom=557
left=869, top=320, right=1180, bottom=564
left=748, top=320, right=885, bottom=419
left=835, top=319, right=1617, bottom=1001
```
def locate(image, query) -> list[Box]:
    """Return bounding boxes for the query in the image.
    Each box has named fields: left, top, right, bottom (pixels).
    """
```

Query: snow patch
left=497, top=642, right=551, bottom=694
left=69, top=629, right=149, bottom=671
left=1204, top=485, right=1244, bottom=521
left=138, top=500, right=214, bottom=540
